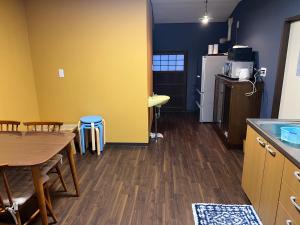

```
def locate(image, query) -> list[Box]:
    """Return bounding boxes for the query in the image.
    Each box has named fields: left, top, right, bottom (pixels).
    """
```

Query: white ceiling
left=151, top=0, right=241, bottom=24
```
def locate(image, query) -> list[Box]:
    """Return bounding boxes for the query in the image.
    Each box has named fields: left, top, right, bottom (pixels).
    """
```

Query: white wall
left=279, top=21, right=300, bottom=119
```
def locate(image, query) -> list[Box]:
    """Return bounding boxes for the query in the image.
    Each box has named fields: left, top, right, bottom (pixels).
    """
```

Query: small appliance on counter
left=207, top=44, right=220, bottom=55
left=228, top=46, right=253, bottom=61
left=223, top=61, right=254, bottom=80
left=208, top=45, right=213, bottom=55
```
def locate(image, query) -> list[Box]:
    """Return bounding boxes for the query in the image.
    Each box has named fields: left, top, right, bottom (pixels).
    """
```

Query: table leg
left=31, top=165, right=48, bottom=225
left=66, top=143, right=80, bottom=196
left=70, top=139, right=76, bottom=155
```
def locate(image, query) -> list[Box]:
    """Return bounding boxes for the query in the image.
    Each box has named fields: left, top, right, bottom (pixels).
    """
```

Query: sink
left=257, top=122, right=300, bottom=148
left=148, top=95, right=170, bottom=108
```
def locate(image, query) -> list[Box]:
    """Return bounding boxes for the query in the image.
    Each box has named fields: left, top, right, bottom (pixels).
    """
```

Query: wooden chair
left=23, top=122, right=67, bottom=192
left=0, top=121, right=20, bottom=132
left=23, top=122, right=63, bottom=132
left=0, top=165, right=57, bottom=225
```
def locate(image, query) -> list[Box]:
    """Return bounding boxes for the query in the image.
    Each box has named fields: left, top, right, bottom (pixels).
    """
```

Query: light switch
left=58, top=69, right=64, bottom=78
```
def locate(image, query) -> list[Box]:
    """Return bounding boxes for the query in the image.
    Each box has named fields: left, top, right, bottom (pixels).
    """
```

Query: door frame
left=272, top=15, right=300, bottom=118
left=153, top=50, right=188, bottom=112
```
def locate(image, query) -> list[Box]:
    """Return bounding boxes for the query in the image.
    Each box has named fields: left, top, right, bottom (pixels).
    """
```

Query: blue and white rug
left=192, top=203, right=263, bottom=225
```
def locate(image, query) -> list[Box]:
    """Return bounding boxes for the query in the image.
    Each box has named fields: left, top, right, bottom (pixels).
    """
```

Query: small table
left=0, top=132, right=80, bottom=225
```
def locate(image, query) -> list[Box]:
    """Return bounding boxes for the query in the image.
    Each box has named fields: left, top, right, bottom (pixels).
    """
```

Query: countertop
left=247, top=118, right=300, bottom=168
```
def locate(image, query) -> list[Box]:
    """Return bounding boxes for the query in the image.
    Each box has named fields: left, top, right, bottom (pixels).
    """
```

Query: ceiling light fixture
left=199, top=0, right=210, bottom=25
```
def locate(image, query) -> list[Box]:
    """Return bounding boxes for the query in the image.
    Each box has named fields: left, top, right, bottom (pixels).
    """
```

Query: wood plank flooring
left=33, top=113, right=249, bottom=225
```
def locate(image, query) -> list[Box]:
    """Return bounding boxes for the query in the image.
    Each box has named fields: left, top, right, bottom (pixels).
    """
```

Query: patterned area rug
left=192, top=203, right=262, bottom=225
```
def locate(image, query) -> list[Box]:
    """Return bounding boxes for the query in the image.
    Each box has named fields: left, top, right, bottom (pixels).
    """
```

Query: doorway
left=272, top=15, right=300, bottom=118
left=279, top=21, right=300, bottom=118
left=152, top=52, right=187, bottom=112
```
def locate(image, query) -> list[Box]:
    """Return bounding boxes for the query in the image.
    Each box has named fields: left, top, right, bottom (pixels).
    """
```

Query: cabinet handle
left=294, top=171, right=300, bottom=181
left=256, top=137, right=266, bottom=148
left=266, top=145, right=276, bottom=157
left=286, top=220, right=292, bottom=225
left=290, top=196, right=300, bottom=211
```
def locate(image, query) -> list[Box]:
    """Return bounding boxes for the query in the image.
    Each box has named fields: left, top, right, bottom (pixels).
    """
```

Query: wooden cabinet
left=276, top=203, right=297, bottom=225
left=213, top=75, right=263, bottom=148
left=278, top=182, right=300, bottom=223
left=259, top=144, right=285, bottom=225
left=242, top=126, right=267, bottom=211
left=282, top=160, right=300, bottom=197
left=277, top=159, right=300, bottom=224
left=243, top=126, right=300, bottom=224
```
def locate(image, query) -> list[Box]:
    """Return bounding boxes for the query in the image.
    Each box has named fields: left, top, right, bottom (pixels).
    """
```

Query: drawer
left=279, top=182, right=300, bottom=223
left=283, top=160, right=300, bottom=196
left=276, top=203, right=298, bottom=225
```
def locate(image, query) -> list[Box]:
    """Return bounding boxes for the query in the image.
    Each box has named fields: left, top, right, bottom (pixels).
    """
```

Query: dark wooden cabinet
left=213, top=75, right=263, bottom=148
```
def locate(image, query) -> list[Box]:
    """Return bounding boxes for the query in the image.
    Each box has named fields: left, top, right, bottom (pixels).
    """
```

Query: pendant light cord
left=149, top=0, right=154, bottom=27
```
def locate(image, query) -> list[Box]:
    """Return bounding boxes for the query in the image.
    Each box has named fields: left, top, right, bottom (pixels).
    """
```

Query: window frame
left=152, top=53, right=186, bottom=72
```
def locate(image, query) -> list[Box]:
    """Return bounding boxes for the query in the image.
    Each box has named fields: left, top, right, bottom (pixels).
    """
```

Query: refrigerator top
left=203, top=54, right=227, bottom=58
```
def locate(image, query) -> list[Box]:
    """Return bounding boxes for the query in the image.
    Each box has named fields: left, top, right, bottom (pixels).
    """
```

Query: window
left=152, top=54, right=185, bottom=72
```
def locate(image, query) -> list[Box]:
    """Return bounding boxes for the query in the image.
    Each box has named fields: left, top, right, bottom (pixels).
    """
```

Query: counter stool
left=78, top=116, right=105, bottom=156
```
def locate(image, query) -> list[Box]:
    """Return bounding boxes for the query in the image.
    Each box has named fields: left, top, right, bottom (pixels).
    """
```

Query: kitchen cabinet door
left=275, top=203, right=298, bottom=225
left=242, top=126, right=267, bottom=211
left=259, top=144, right=285, bottom=225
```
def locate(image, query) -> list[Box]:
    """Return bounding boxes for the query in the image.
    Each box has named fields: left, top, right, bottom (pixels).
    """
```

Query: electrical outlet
left=260, top=67, right=267, bottom=77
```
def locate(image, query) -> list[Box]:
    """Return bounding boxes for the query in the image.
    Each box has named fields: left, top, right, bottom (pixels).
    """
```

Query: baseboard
left=106, top=142, right=149, bottom=147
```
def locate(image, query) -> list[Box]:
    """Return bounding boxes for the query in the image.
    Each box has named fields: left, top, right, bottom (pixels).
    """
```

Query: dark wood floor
left=33, top=113, right=249, bottom=225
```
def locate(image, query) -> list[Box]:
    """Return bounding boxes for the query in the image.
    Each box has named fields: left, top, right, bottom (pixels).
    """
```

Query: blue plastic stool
left=79, top=115, right=105, bottom=155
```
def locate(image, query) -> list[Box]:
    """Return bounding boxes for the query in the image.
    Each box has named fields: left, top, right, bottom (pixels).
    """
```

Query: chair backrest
left=0, top=121, right=20, bottom=132
left=23, top=122, right=63, bottom=132
left=0, top=165, right=13, bottom=209
left=0, top=166, right=41, bottom=225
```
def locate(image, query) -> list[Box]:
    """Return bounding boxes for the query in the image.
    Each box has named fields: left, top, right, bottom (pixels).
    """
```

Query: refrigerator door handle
left=196, top=89, right=204, bottom=95
left=199, top=105, right=203, bottom=122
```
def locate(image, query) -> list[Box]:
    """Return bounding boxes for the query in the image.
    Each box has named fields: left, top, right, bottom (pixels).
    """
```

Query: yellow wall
left=0, top=0, right=40, bottom=123
left=25, top=0, right=151, bottom=143
left=147, top=1, right=153, bottom=96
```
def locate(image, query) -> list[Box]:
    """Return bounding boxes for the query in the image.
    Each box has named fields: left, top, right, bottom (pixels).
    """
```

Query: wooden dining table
left=0, top=131, right=80, bottom=225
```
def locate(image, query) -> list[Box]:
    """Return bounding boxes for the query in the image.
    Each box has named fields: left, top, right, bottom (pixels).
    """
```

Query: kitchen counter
left=247, top=118, right=300, bottom=168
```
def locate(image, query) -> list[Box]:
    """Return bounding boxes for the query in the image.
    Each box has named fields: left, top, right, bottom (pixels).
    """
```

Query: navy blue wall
left=153, top=23, right=228, bottom=111
left=230, top=0, right=300, bottom=117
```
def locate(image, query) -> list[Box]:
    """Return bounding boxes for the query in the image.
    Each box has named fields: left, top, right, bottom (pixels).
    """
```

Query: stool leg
left=78, top=122, right=83, bottom=155
left=95, top=127, right=100, bottom=156
left=80, top=126, right=86, bottom=154
left=103, top=119, right=106, bottom=145
left=85, top=129, right=89, bottom=150
left=91, top=122, right=96, bottom=151
left=99, top=125, right=104, bottom=152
